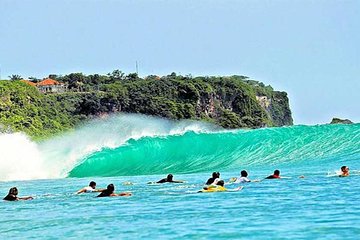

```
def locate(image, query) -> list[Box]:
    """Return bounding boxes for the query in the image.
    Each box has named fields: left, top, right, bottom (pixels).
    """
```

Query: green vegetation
left=0, top=81, right=80, bottom=139
left=0, top=71, right=293, bottom=139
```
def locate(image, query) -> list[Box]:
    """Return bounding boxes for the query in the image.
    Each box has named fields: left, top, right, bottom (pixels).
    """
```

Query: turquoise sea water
left=2, top=171, right=360, bottom=239
left=1, top=116, right=360, bottom=239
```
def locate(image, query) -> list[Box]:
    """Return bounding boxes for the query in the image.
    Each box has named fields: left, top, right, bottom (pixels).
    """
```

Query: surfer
left=3, top=187, right=33, bottom=201
left=339, top=166, right=350, bottom=177
left=156, top=174, right=184, bottom=183
left=205, top=172, right=220, bottom=185
left=233, top=170, right=255, bottom=183
left=77, top=181, right=104, bottom=194
left=97, top=184, right=132, bottom=197
left=265, top=170, right=281, bottom=179
left=200, top=180, right=243, bottom=193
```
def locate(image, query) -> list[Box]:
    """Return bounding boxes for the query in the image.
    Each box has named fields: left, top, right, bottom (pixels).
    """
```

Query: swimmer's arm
left=76, top=188, right=86, bottom=194
left=93, top=188, right=106, bottom=192
left=115, top=192, right=132, bottom=197
left=18, top=196, right=33, bottom=200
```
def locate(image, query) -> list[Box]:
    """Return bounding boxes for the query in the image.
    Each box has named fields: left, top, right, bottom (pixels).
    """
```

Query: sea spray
left=0, top=133, right=49, bottom=181
left=0, top=114, right=218, bottom=181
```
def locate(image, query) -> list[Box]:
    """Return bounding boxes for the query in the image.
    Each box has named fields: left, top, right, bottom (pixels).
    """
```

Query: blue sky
left=0, top=0, right=359, bottom=124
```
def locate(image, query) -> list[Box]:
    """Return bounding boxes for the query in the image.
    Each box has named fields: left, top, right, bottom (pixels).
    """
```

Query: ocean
left=1, top=114, right=360, bottom=239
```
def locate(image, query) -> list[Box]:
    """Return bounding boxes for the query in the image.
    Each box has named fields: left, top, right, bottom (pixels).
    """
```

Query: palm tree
left=8, top=74, right=23, bottom=81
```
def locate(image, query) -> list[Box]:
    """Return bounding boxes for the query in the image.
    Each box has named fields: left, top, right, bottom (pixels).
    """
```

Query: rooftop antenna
left=136, top=61, right=139, bottom=75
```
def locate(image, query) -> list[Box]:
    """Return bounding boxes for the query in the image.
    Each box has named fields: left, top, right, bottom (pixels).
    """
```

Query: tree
left=48, top=74, right=58, bottom=80
left=125, top=73, right=138, bottom=81
left=60, top=73, right=86, bottom=91
left=9, top=74, right=23, bottom=81
left=29, top=77, right=40, bottom=83
left=109, top=70, right=125, bottom=80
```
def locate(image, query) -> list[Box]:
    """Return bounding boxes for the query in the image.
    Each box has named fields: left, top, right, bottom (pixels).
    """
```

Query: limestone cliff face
left=192, top=84, right=293, bottom=128
left=253, top=93, right=293, bottom=127
left=267, top=92, right=293, bottom=126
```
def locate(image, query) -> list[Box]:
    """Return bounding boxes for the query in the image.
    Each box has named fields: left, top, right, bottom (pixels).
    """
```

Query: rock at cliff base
left=330, top=118, right=353, bottom=124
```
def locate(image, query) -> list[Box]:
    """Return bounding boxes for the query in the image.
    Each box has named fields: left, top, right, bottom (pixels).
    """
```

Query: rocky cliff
left=0, top=73, right=293, bottom=138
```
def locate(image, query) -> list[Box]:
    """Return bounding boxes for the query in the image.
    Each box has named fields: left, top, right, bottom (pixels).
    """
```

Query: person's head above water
left=241, top=170, right=248, bottom=177
left=107, top=184, right=115, bottom=193
left=166, top=174, right=174, bottom=181
left=216, top=172, right=220, bottom=178
left=89, top=181, right=96, bottom=189
left=216, top=180, right=225, bottom=187
left=212, top=172, right=218, bottom=178
left=8, top=187, right=18, bottom=196
left=274, top=170, right=280, bottom=176
left=341, top=166, right=349, bottom=172
left=340, top=166, right=349, bottom=176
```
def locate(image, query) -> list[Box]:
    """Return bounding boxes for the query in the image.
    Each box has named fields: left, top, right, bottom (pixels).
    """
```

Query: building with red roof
left=37, top=78, right=66, bottom=93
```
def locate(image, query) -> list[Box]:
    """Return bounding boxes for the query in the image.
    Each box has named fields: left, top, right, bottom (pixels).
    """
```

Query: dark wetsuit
left=3, top=194, right=17, bottom=201
left=265, top=175, right=280, bottom=179
left=97, top=190, right=112, bottom=197
left=206, top=177, right=216, bottom=185
left=157, top=178, right=183, bottom=183
left=157, top=178, right=168, bottom=183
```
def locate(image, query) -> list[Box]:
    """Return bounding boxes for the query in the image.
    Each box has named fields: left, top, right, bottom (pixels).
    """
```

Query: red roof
left=21, top=80, right=37, bottom=87
left=37, top=78, right=60, bottom=86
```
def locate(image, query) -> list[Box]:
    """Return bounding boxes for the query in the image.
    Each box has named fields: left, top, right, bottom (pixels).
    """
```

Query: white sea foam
left=0, top=133, right=49, bottom=181
left=0, top=114, right=217, bottom=181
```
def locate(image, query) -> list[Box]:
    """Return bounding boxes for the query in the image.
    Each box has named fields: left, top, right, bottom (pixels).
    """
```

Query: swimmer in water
left=156, top=174, right=184, bottom=183
left=200, top=180, right=243, bottom=193
left=234, top=170, right=251, bottom=183
left=97, top=184, right=132, bottom=197
left=339, top=166, right=350, bottom=177
left=3, top=187, right=33, bottom=201
left=205, top=172, right=220, bottom=185
left=77, top=181, right=104, bottom=194
left=265, top=170, right=281, bottom=179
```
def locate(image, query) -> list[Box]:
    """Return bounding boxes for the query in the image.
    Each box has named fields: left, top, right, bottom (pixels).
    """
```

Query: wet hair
left=107, top=184, right=115, bottom=193
left=212, top=172, right=218, bottom=178
left=97, top=184, right=115, bottom=197
left=216, top=172, right=220, bottom=178
left=166, top=174, right=173, bottom=181
left=341, top=166, right=347, bottom=171
left=274, top=170, right=280, bottom=176
left=3, top=187, right=18, bottom=201
left=241, top=170, right=248, bottom=177
left=9, top=187, right=18, bottom=196
left=89, top=181, right=96, bottom=187
left=217, top=180, right=225, bottom=187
